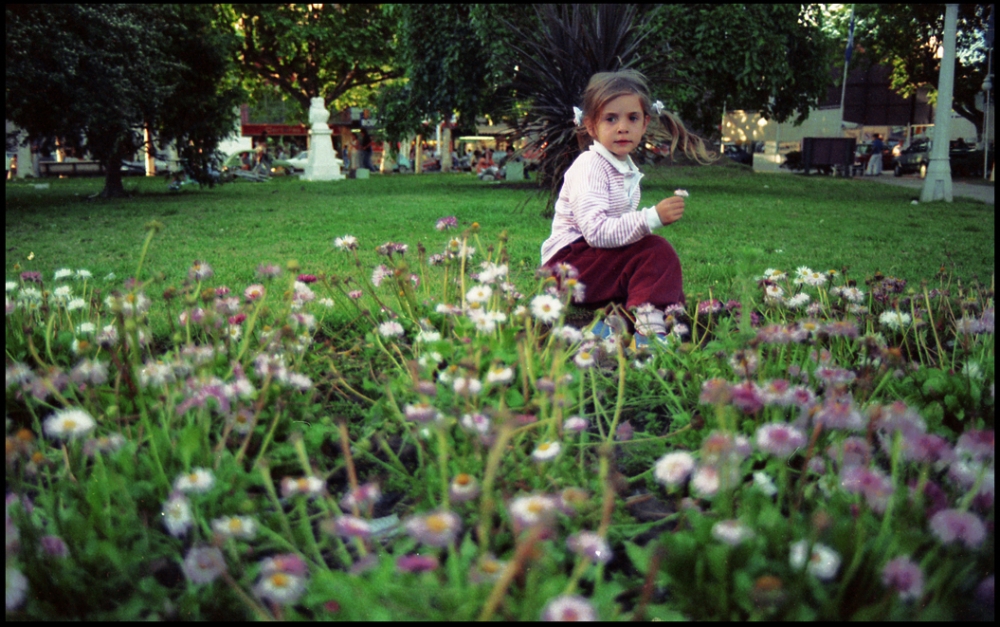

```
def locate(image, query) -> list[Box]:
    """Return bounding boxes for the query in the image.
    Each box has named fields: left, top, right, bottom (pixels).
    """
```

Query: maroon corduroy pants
left=546, top=235, right=685, bottom=310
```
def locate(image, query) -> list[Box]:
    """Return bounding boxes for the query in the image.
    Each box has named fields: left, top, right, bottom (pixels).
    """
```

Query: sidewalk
left=859, top=172, right=994, bottom=205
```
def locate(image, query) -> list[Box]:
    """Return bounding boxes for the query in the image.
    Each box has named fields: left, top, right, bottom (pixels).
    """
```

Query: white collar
left=590, top=142, right=640, bottom=176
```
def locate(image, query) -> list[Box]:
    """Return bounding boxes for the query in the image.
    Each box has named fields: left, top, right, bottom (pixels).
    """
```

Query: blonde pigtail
left=651, top=111, right=717, bottom=165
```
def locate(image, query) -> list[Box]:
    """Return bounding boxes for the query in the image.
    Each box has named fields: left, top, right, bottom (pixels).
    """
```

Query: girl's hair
left=576, top=69, right=715, bottom=164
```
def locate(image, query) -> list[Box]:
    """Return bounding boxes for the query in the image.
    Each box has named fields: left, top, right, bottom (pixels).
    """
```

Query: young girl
left=540, top=69, right=713, bottom=344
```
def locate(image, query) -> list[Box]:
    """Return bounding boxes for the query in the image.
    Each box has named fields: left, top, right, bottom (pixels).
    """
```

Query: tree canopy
left=644, top=4, right=834, bottom=135
left=6, top=4, right=243, bottom=197
left=229, top=3, right=398, bottom=117
left=851, top=3, right=992, bottom=136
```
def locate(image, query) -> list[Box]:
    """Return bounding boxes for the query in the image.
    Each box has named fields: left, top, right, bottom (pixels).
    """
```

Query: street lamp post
left=921, top=4, right=959, bottom=203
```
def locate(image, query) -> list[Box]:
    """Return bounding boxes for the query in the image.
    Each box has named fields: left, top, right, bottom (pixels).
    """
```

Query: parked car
left=721, top=143, right=753, bottom=166
left=121, top=152, right=177, bottom=176
left=283, top=151, right=310, bottom=173
left=893, top=138, right=986, bottom=178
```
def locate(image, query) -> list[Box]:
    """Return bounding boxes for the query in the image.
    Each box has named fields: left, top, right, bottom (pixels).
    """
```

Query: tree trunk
left=98, top=157, right=128, bottom=198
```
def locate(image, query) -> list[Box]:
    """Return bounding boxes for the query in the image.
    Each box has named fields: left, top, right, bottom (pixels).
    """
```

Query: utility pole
left=839, top=6, right=855, bottom=133
left=921, top=4, right=958, bottom=203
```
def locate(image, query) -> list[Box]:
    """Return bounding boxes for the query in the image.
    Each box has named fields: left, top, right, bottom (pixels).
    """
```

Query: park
left=5, top=4, right=995, bottom=621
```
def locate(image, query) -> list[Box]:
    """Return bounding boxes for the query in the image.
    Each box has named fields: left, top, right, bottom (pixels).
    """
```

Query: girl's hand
left=655, top=196, right=685, bottom=225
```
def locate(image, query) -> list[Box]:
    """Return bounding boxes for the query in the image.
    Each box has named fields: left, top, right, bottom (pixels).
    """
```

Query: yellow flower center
left=63, top=419, right=77, bottom=430
left=538, top=443, right=551, bottom=452
left=228, top=518, right=243, bottom=532
left=455, top=473, right=471, bottom=486
left=189, top=473, right=199, bottom=483
left=426, top=514, right=450, bottom=534
left=527, top=500, right=545, bottom=514
left=296, top=478, right=310, bottom=491
left=270, top=573, right=289, bottom=588
left=481, top=560, right=500, bottom=574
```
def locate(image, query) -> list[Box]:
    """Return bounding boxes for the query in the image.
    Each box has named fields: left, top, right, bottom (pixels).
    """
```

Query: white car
left=284, top=151, right=309, bottom=173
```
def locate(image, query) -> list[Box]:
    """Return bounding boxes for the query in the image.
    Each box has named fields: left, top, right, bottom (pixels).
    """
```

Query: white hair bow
left=652, top=100, right=665, bottom=115
left=573, top=106, right=584, bottom=126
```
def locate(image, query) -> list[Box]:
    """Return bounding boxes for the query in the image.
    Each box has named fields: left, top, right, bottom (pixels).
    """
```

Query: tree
left=155, top=6, right=245, bottom=186
left=851, top=4, right=991, bottom=137
left=376, top=5, right=535, bottom=149
left=643, top=4, right=835, bottom=136
left=6, top=4, right=243, bottom=197
left=229, top=4, right=398, bottom=117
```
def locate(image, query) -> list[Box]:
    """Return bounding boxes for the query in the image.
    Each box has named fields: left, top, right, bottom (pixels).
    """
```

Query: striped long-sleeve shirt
left=540, top=143, right=662, bottom=265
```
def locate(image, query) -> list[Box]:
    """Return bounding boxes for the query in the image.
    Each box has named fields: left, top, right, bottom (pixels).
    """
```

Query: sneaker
left=586, top=314, right=627, bottom=339
left=629, top=333, right=670, bottom=350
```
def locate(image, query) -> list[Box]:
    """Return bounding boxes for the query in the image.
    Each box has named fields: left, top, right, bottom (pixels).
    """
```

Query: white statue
left=308, top=97, right=330, bottom=127
left=303, top=97, right=343, bottom=181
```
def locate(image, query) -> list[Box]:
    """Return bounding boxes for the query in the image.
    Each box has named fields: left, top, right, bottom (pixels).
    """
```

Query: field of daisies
left=5, top=213, right=994, bottom=620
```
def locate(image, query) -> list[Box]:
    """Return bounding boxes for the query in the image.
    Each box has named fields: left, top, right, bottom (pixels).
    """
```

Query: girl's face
left=586, top=94, right=649, bottom=160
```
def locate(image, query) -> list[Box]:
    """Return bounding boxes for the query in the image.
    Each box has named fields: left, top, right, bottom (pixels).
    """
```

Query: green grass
left=6, top=166, right=994, bottom=303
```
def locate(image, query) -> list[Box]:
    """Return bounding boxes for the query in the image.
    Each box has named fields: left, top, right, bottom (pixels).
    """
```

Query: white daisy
left=54, top=268, right=74, bottom=281
left=530, top=294, right=563, bottom=324
left=212, top=515, right=257, bottom=540
left=531, top=441, right=561, bottom=462
left=255, top=571, right=307, bottom=605
left=841, top=286, right=865, bottom=303
left=162, top=494, right=193, bottom=537
left=711, top=519, right=755, bottom=546
left=174, top=468, right=215, bottom=494
left=486, top=365, right=514, bottom=385
left=281, top=476, right=325, bottom=498
left=466, top=285, right=493, bottom=303
left=879, top=311, right=911, bottom=331
left=453, top=376, right=483, bottom=396
left=574, top=349, right=596, bottom=369
left=66, top=297, right=86, bottom=312
left=43, top=408, right=97, bottom=440
left=653, top=451, right=695, bottom=487
left=786, top=293, right=811, bottom=309
left=378, top=320, right=405, bottom=338
left=556, top=325, right=584, bottom=343
left=789, top=540, right=841, bottom=581
left=416, top=329, right=442, bottom=343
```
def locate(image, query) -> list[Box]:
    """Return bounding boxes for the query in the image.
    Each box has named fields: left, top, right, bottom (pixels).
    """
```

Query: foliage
left=377, top=4, right=538, bottom=146
left=4, top=211, right=994, bottom=619
left=5, top=5, right=242, bottom=199
left=153, top=6, right=247, bottom=188
left=228, top=3, right=398, bottom=117
left=644, top=4, right=835, bottom=136
left=849, top=4, right=993, bottom=136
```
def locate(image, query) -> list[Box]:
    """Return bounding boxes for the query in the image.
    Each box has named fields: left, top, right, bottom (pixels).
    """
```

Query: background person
left=866, top=133, right=885, bottom=176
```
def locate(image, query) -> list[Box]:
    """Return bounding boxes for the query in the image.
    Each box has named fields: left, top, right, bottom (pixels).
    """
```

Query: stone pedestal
left=302, top=97, right=344, bottom=181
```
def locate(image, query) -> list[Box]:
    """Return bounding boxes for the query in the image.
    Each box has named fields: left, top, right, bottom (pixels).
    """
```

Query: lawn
left=6, top=165, right=994, bottom=306
left=4, top=165, right=995, bottom=620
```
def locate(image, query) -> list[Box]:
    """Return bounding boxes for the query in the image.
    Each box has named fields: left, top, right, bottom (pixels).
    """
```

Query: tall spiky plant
left=502, top=5, right=659, bottom=216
